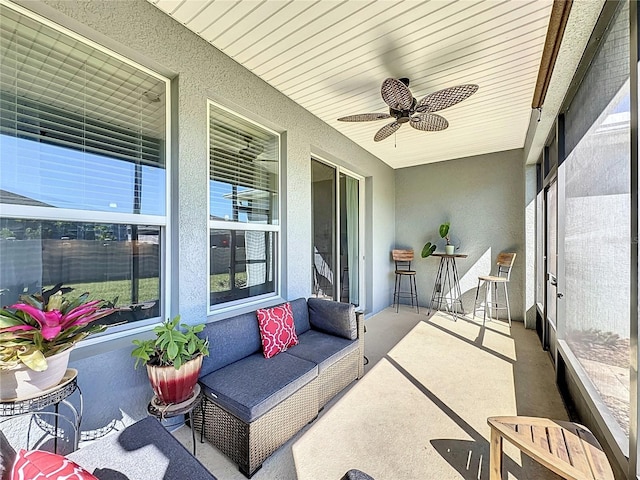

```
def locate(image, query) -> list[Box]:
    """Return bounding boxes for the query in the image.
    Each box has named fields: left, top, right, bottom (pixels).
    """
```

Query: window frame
left=0, top=0, right=172, bottom=339
left=207, top=100, right=281, bottom=313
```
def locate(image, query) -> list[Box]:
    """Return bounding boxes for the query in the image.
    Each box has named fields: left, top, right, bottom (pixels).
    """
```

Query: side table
left=487, top=416, right=614, bottom=480
left=147, top=384, right=204, bottom=456
left=428, top=253, right=468, bottom=320
left=0, top=368, right=82, bottom=453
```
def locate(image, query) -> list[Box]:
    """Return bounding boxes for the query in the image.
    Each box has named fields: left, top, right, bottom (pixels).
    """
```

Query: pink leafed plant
left=0, top=284, right=116, bottom=371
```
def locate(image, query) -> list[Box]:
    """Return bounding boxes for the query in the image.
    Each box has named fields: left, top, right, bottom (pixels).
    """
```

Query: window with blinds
left=208, top=103, right=279, bottom=307
left=0, top=3, right=170, bottom=328
left=0, top=4, right=166, bottom=215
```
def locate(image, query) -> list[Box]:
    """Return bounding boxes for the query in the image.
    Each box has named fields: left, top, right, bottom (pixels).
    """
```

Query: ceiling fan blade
left=415, top=84, right=479, bottom=113
left=381, top=78, right=413, bottom=110
left=374, top=121, right=401, bottom=142
left=337, top=113, right=392, bottom=122
left=410, top=113, right=449, bottom=131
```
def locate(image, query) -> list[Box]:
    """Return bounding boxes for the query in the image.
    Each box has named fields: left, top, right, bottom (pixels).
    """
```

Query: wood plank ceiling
left=148, top=0, right=554, bottom=169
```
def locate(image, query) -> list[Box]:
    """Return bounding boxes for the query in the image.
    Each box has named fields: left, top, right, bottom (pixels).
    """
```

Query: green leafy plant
left=421, top=222, right=452, bottom=258
left=439, top=222, right=451, bottom=245
left=421, top=242, right=436, bottom=258
left=0, top=284, right=116, bottom=371
left=131, top=315, right=209, bottom=370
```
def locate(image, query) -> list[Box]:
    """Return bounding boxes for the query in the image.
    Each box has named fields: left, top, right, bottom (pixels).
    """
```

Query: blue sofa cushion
left=289, top=297, right=311, bottom=335
left=307, top=298, right=357, bottom=340
left=287, top=330, right=358, bottom=373
left=67, top=417, right=217, bottom=480
left=199, top=352, right=317, bottom=423
left=198, top=312, right=262, bottom=377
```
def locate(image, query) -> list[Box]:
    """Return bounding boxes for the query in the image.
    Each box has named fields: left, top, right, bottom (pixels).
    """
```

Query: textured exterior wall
left=395, top=149, right=526, bottom=321
left=524, top=164, right=537, bottom=329
left=11, top=0, right=396, bottom=431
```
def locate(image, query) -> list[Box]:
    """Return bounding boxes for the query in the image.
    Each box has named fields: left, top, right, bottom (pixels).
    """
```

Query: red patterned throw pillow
left=256, top=302, right=299, bottom=359
left=11, top=449, right=97, bottom=480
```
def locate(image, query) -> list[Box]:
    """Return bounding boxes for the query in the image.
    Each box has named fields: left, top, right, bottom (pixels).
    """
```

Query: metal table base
left=428, top=253, right=467, bottom=320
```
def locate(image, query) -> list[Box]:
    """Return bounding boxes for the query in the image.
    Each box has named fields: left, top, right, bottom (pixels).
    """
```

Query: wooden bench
left=487, top=416, right=614, bottom=480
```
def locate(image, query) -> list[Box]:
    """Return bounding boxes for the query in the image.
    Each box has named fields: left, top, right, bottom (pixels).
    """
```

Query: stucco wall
left=524, top=164, right=538, bottom=329
left=10, top=0, right=396, bottom=432
left=395, top=149, right=526, bottom=321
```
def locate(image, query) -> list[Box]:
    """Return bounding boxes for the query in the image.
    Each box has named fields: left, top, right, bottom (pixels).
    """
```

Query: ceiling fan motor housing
left=390, top=97, right=417, bottom=123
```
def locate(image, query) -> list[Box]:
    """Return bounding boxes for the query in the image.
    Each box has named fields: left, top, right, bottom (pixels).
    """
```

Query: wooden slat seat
left=487, top=416, right=614, bottom=480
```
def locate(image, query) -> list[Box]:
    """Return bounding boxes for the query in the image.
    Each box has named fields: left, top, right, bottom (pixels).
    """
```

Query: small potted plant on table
left=132, top=316, right=209, bottom=405
left=421, top=222, right=455, bottom=258
left=440, top=222, right=455, bottom=255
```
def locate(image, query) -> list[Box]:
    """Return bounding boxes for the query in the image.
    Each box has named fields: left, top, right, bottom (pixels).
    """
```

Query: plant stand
left=147, top=384, right=204, bottom=456
left=0, top=368, right=82, bottom=453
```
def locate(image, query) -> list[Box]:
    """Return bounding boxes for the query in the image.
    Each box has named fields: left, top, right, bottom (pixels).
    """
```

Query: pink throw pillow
left=256, top=302, right=299, bottom=358
left=11, top=449, right=97, bottom=480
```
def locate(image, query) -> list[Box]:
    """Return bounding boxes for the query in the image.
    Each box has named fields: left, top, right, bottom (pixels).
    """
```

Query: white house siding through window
left=0, top=3, right=170, bottom=328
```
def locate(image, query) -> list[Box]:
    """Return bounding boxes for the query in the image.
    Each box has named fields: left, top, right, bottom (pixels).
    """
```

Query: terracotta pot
left=0, top=348, right=72, bottom=401
left=146, top=354, right=203, bottom=405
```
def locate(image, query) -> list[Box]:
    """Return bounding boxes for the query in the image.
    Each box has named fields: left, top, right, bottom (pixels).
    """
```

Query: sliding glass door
left=545, top=179, right=558, bottom=364
left=311, top=158, right=362, bottom=306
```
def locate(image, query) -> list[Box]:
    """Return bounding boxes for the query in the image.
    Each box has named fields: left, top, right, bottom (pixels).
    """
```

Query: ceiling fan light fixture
left=340, top=77, right=478, bottom=142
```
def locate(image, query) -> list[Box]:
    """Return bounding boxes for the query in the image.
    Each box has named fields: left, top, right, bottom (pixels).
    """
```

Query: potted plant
left=440, top=222, right=455, bottom=255
left=421, top=222, right=455, bottom=259
left=131, top=316, right=209, bottom=405
left=0, top=284, right=116, bottom=400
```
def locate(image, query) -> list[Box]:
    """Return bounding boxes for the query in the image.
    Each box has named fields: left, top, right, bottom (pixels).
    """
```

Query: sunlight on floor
left=293, top=310, right=565, bottom=480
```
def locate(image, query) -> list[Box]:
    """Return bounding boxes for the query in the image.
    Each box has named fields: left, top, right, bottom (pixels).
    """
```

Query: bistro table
left=428, top=253, right=468, bottom=320
left=487, top=416, right=614, bottom=480
left=0, top=368, right=82, bottom=453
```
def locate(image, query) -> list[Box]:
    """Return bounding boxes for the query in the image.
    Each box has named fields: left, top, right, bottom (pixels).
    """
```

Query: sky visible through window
left=0, top=135, right=165, bottom=215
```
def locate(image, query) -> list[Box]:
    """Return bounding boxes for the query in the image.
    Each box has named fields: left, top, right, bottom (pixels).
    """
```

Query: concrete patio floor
left=174, top=306, right=568, bottom=479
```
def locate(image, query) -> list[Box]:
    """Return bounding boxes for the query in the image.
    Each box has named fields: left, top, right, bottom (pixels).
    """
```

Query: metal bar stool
left=392, top=249, right=419, bottom=313
left=473, top=252, right=516, bottom=325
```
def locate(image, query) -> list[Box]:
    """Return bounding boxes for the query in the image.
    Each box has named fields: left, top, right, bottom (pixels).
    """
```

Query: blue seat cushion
left=198, top=312, right=262, bottom=377
left=289, top=297, right=311, bottom=335
left=198, top=352, right=317, bottom=423
left=307, top=298, right=357, bottom=340
left=287, top=329, right=358, bottom=373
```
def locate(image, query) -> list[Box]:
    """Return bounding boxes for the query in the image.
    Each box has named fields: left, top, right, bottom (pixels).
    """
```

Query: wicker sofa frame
left=193, top=309, right=364, bottom=478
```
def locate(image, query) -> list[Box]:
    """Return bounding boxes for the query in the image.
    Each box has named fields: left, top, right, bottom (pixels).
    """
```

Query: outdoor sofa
left=193, top=297, right=365, bottom=477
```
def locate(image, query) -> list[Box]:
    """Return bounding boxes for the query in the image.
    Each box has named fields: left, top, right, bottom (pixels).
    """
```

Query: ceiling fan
left=338, top=78, right=478, bottom=142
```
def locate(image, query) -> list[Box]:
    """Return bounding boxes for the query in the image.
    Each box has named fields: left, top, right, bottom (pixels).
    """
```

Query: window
left=208, top=102, right=279, bottom=308
left=561, top=2, right=630, bottom=438
left=0, top=3, right=169, bottom=327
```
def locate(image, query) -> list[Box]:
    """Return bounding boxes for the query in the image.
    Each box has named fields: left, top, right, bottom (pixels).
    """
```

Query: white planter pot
left=445, top=245, right=455, bottom=255
left=0, top=348, right=72, bottom=401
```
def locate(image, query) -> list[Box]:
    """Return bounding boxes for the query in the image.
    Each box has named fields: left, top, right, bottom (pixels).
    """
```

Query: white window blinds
left=0, top=4, right=167, bottom=215
left=209, top=104, right=279, bottom=224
